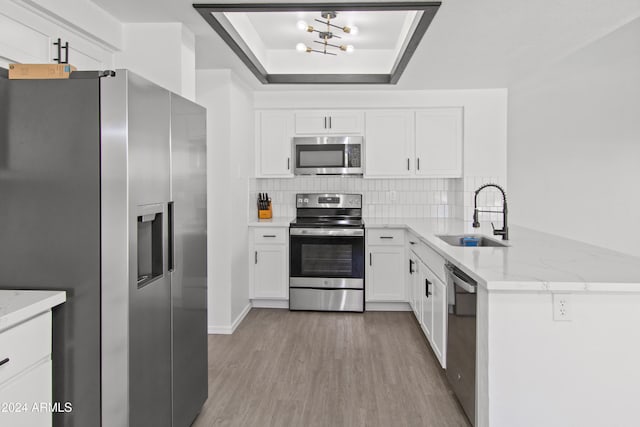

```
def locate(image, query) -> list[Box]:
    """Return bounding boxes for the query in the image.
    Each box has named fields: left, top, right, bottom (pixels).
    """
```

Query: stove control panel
left=295, top=193, right=362, bottom=209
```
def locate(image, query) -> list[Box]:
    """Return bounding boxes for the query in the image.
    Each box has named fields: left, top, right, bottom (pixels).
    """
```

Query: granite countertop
left=248, top=217, right=293, bottom=227
left=0, top=290, right=66, bottom=332
left=365, top=217, right=640, bottom=292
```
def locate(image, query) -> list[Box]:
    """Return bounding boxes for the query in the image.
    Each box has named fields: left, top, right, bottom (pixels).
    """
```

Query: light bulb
left=346, top=45, right=355, bottom=53
left=297, top=20, right=307, bottom=31
left=350, top=26, right=359, bottom=35
left=296, top=43, right=307, bottom=52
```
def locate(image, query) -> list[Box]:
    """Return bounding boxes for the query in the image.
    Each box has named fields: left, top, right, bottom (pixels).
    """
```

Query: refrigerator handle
left=168, top=201, right=175, bottom=272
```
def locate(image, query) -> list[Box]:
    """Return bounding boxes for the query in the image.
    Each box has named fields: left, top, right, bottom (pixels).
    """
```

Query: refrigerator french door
left=0, top=68, right=207, bottom=427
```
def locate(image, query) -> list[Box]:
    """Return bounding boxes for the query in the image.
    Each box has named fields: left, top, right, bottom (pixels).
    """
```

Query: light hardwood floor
left=193, top=309, right=470, bottom=427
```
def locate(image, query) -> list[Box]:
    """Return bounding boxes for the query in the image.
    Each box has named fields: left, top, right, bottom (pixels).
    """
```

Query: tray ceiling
left=193, top=2, right=441, bottom=84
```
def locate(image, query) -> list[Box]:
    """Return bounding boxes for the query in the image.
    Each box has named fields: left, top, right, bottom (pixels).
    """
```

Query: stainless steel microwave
left=293, top=136, right=363, bottom=175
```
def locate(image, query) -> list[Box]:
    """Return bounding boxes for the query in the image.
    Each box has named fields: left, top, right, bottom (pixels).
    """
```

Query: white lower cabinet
left=0, top=312, right=55, bottom=427
left=366, top=229, right=406, bottom=302
left=419, top=259, right=433, bottom=339
left=423, top=266, right=447, bottom=365
left=249, top=227, right=289, bottom=299
left=407, top=234, right=448, bottom=368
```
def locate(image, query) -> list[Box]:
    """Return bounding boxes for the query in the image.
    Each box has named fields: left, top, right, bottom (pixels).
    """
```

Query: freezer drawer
left=289, top=288, right=363, bottom=312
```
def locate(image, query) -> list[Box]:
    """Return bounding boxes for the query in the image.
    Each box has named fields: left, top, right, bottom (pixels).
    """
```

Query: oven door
left=289, top=228, right=364, bottom=289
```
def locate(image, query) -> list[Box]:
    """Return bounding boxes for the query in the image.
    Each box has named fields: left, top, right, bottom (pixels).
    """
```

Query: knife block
left=258, top=202, right=272, bottom=219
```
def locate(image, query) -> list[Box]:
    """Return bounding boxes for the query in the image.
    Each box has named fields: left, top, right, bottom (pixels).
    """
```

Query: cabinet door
left=257, top=111, right=294, bottom=177
left=420, top=260, right=433, bottom=338
left=410, top=253, right=422, bottom=322
left=431, top=275, right=447, bottom=367
left=0, top=360, right=52, bottom=427
left=252, top=244, right=288, bottom=299
left=294, top=111, right=328, bottom=134
left=366, top=246, right=405, bottom=301
left=415, top=108, right=463, bottom=177
left=364, top=110, right=414, bottom=177
left=326, top=111, right=363, bottom=134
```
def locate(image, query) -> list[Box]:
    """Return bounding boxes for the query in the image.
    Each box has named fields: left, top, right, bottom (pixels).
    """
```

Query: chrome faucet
left=472, top=183, right=509, bottom=240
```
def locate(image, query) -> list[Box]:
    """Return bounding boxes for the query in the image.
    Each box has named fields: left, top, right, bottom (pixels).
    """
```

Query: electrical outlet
left=553, top=294, right=572, bottom=321
left=389, top=191, right=397, bottom=201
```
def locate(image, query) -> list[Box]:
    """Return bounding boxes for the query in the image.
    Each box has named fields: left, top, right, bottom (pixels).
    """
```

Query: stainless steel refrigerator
left=0, top=69, right=208, bottom=427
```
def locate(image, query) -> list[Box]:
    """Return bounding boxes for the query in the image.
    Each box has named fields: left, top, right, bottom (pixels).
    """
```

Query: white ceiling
left=243, top=11, right=408, bottom=50
left=221, top=10, right=416, bottom=74
left=89, top=0, right=640, bottom=90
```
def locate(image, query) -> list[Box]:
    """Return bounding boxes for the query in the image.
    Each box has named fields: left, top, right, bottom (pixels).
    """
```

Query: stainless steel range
left=289, top=193, right=365, bottom=312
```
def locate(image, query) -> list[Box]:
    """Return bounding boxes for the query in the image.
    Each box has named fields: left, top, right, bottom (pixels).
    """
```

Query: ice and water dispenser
left=137, top=205, right=164, bottom=287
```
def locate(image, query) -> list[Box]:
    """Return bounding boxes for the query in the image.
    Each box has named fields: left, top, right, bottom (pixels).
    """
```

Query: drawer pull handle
left=0, top=358, right=9, bottom=367
left=380, top=236, right=394, bottom=239
left=262, top=234, right=277, bottom=238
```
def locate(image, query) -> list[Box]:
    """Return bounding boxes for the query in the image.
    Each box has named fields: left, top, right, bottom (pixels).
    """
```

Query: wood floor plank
left=193, top=309, right=470, bottom=427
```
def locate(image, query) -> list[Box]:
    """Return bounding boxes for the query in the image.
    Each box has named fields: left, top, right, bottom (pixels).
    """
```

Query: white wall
left=230, top=76, right=254, bottom=322
left=197, top=69, right=254, bottom=333
left=114, top=23, right=196, bottom=99
left=508, top=17, right=640, bottom=257
left=485, top=290, right=640, bottom=427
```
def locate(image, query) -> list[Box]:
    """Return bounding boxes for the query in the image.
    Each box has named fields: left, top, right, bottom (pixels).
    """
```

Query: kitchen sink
left=437, top=234, right=509, bottom=247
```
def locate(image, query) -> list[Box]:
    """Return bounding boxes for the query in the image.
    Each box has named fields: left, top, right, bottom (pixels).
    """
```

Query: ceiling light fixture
left=296, top=11, right=356, bottom=56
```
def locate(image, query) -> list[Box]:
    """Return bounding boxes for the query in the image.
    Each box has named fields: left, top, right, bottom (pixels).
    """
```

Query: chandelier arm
left=313, top=40, right=341, bottom=49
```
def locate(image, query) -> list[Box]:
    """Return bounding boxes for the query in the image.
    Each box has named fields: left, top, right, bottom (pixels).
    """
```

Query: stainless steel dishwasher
left=445, top=263, right=478, bottom=426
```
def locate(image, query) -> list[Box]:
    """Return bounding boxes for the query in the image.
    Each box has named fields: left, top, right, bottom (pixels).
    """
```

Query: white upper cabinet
left=294, top=110, right=363, bottom=135
left=255, top=110, right=294, bottom=178
left=0, top=3, right=113, bottom=70
left=415, top=108, right=463, bottom=177
left=364, top=110, right=415, bottom=177
left=364, top=108, right=463, bottom=178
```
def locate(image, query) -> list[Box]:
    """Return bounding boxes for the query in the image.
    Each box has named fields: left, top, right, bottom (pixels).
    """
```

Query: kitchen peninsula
left=365, top=218, right=640, bottom=427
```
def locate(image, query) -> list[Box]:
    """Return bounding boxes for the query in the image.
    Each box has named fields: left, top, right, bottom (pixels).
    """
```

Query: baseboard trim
left=207, top=303, right=252, bottom=335
left=251, top=299, right=289, bottom=309
left=366, top=301, right=411, bottom=311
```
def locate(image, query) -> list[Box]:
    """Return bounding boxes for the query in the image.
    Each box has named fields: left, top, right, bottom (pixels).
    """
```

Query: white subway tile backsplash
left=253, top=175, right=503, bottom=220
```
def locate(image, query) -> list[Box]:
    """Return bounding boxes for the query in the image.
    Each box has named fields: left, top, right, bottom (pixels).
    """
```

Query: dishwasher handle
left=445, top=263, right=478, bottom=294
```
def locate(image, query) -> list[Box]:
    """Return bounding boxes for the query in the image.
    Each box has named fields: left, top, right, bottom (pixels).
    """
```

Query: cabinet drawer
left=0, top=312, right=51, bottom=385
left=367, top=228, right=405, bottom=245
left=408, top=237, right=446, bottom=282
left=253, top=227, right=287, bottom=243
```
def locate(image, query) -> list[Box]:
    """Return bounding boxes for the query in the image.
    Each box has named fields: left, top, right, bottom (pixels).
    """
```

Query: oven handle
left=290, top=228, right=364, bottom=237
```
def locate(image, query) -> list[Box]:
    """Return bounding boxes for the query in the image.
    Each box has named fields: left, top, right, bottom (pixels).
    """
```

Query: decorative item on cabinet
left=257, top=193, right=272, bottom=219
